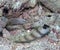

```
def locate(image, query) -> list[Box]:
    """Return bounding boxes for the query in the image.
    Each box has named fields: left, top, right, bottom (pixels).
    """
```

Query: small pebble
left=2, top=29, right=10, bottom=38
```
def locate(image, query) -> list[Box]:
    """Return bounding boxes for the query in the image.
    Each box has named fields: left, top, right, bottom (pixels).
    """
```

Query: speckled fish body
left=8, top=18, right=27, bottom=25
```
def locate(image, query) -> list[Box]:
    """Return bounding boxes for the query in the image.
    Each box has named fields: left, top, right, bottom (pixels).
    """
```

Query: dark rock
left=3, top=7, right=9, bottom=14
left=0, top=32, right=3, bottom=37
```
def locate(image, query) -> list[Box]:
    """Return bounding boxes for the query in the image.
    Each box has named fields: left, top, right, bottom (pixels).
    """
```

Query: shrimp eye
left=47, top=15, right=51, bottom=17
left=43, top=24, right=49, bottom=29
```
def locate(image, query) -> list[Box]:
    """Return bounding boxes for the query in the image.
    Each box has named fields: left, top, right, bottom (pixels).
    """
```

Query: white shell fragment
left=38, top=6, right=43, bottom=15
left=12, top=0, right=28, bottom=9
left=12, top=1, right=22, bottom=9
left=29, top=0, right=37, bottom=7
